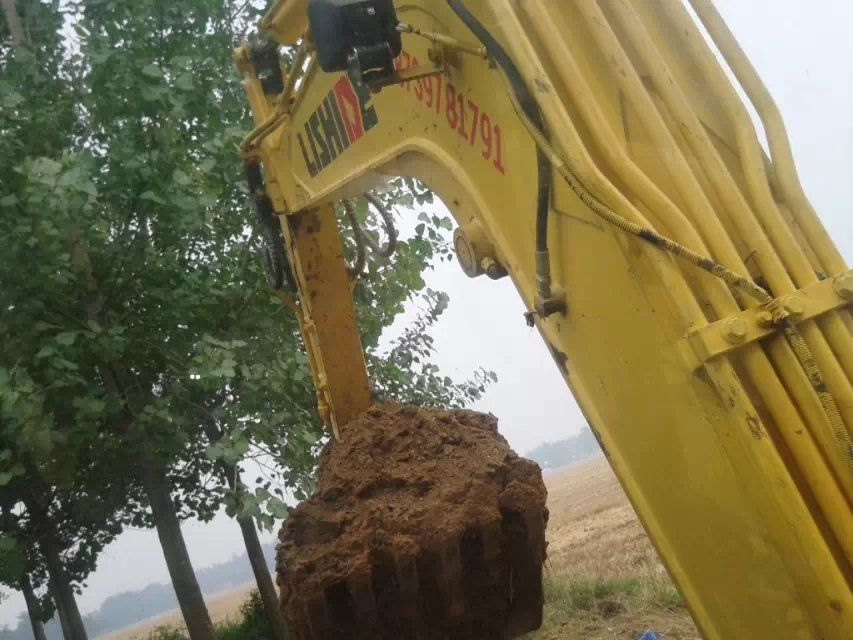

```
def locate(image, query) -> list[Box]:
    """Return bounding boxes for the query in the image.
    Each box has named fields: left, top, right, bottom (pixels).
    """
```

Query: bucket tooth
left=438, top=539, right=465, bottom=619
left=523, top=509, right=547, bottom=546
left=504, top=509, right=546, bottom=637
left=463, top=521, right=509, bottom=607
left=480, top=519, right=503, bottom=561
left=304, top=593, right=333, bottom=638
left=394, top=554, right=420, bottom=620
left=369, top=557, right=400, bottom=635
left=323, top=580, right=357, bottom=638
left=348, top=572, right=378, bottom=634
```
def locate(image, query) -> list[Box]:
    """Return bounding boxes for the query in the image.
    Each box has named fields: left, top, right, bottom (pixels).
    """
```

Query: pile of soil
left=276, top=403, right=548, bottom=640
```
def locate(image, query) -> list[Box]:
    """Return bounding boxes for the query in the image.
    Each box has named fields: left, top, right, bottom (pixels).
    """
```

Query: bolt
left=481, top=257, right=508, bottom=280
left=835, top=273, right=853, bottom=299
left=756, top=310, right=775, bottom=328
left=783, top=295, right=806, bottom=317
left=722, top=317, right=748, bottom=343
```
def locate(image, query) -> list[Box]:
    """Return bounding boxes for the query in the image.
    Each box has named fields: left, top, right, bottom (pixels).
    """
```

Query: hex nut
left=834, top=273, right=853, bottom=300
left=722, top=317, right=748, bottom=343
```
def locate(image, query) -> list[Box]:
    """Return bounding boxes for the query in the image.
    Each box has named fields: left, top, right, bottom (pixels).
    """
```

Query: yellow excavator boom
left=237, top=1, right=853, bottom=637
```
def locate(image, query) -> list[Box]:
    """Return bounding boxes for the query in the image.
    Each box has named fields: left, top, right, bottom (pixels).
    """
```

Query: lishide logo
left=297, top=74, right=378, bottom=177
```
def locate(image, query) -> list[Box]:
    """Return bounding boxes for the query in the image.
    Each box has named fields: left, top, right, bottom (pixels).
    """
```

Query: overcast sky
left=2, top=0, right=852, bottom=628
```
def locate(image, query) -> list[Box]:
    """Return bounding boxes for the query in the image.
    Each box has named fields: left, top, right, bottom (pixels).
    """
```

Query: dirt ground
left=107, top=455, right=697, bottom=640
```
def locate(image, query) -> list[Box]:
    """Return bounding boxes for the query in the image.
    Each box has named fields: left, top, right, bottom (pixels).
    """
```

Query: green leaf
left=52, top=358, right=79, bottom=371
left=175, top=73, right=194, bottom=91
left=268, top=498, right=290, bottom=519
left=205, top=445, right=224, bottom=461
left=80, top=181, right=99, bottom=197
left=0, top=463, right=23, bottom=487
left=140, top=191, right=166, bottom=204
left=233, top=437, right=249, bottom=458
left=298, top=428, right=319, bottom=446
left=142, top=63, right=163, bottom=78
left=36, top=345, right=57, bottom=358
left=55, top=331, right=77, bottom=346
left=0, top=195, right=18, bottom=207
left=173, top=169, right=192, bottom=186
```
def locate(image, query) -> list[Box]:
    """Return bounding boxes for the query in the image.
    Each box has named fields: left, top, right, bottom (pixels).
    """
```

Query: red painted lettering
left=333, top=76, right=364, bottom=143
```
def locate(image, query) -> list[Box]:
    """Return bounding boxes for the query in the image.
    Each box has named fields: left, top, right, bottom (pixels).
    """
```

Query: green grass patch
left=525, top=573, right=684, bottom=638
left=545, top=575, right=642, bottom=614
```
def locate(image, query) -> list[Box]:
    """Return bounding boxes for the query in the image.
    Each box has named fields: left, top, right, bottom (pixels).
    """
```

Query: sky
left=2, top=0, right=853, bottom=628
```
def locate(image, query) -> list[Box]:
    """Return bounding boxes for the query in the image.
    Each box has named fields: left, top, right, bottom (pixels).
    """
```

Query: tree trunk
left=0, top=0, right=27, bottom=48
left=50, top=583, right=73, bottom=640
left=137, top=452, right=215, bottom=640
left=41, top=536, right=87, bottom=640
left=20, top=574, right=48, bottom=640
left=236, top=514, right=290, bottom=640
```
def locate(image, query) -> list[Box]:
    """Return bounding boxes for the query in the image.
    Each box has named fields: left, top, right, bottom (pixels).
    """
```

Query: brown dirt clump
left=277, top=403, right=549, bottom=640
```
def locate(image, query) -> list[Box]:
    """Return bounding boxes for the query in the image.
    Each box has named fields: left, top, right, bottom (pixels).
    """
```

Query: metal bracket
left=683, top=270, right=852, bottom=368
left=394, top=65, right=443, bottom=85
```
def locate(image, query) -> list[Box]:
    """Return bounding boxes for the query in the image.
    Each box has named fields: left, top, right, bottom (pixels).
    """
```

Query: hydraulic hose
left=363, top=192, right=398, bottom=258
left=445, top=0, right=554, bottom=301
left=342, top=199, right=367, bottom=279
left=246, top=162, right=293, bottom=291
left=342, top=193, right=399, bottom=279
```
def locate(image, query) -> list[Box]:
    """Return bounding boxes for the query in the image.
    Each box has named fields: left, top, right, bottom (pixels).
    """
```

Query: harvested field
left=101, top=582, right=256, bottom=640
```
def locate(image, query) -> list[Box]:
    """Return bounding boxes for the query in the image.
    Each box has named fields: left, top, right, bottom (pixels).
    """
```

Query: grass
left=544, top=575, right=642, bottom=615
left=542, top=573, right=682, bottom=617
left=525, top=573, right=688, bottom=639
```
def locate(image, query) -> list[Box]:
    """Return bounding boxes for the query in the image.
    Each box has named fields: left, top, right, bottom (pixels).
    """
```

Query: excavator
left=235, top=0, right=853, bottom=638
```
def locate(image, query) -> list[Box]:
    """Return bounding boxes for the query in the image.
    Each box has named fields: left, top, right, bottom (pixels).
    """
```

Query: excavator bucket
left=276, top=404, right=548, bottom=640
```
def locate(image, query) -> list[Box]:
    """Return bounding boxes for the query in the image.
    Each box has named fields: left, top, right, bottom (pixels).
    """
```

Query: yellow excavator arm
left=237, top=1, right=852, bottom=637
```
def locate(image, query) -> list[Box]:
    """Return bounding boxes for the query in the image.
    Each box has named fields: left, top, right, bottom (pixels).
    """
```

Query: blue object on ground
left=635, top=633, right=662, bottom=640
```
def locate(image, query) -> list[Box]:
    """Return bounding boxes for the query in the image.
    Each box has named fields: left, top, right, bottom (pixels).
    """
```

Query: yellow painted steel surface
left=239, top=1, right=853, bottom=637
left=283, top=204, right=373, bottom=434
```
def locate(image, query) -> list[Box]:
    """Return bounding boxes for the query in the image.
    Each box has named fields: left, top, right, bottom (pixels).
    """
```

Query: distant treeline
left=525, top=428, right=600, bottom=471
left=0, top=544, right=275, bottom=640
